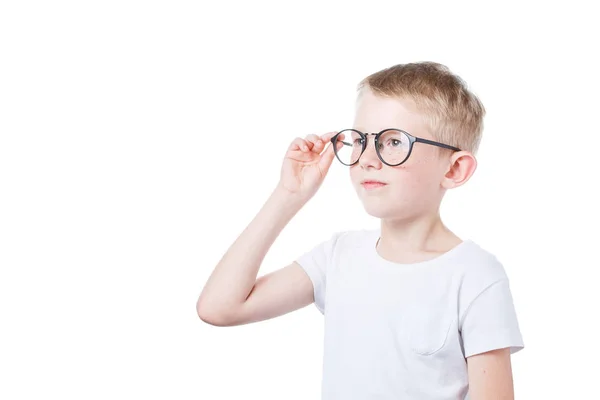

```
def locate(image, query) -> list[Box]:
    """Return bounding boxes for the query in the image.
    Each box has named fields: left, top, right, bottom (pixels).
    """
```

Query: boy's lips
left=361, top=180, right=388, bottom=190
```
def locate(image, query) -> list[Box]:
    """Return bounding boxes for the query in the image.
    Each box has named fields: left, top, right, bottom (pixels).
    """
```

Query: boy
left=196, top=61, right=525, bottom=399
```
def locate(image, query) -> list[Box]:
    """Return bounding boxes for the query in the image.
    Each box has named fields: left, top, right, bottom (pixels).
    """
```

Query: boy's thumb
left=318, top=143, right=336, bottom=173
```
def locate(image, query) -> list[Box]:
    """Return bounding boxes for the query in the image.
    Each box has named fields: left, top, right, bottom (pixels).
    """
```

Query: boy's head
left=344, top=61, right=484, bottom=221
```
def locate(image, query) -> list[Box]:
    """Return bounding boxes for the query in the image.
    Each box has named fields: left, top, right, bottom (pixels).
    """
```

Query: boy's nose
left=358, top=135, right=382, bottom=168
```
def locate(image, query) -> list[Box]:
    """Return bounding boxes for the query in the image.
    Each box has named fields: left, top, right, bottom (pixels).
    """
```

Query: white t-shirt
left=296, top=229, right=524, bottom=400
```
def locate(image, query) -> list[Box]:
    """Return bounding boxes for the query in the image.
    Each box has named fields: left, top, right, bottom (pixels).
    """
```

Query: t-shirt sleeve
left=459, top=278, right=525, bottom=358
left=295, top=232, right=343, bottom=315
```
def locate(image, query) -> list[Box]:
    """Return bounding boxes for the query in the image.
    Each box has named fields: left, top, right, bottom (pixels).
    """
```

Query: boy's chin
left=358, top=195, right=418, bottom=220
left=361, top=202, right=398, bottom=219
left=362, top=205, right=420, bottom=222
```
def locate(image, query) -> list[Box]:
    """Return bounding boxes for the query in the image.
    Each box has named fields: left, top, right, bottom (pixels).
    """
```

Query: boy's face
left=350, top=89, right=453, bottom=220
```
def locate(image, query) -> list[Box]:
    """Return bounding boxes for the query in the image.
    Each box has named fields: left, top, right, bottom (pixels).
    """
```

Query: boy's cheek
left=349, top=169, right=360, bottom=185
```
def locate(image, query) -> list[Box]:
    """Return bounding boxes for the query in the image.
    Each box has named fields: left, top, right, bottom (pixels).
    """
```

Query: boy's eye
left=382, top=138, right=402, bottom=147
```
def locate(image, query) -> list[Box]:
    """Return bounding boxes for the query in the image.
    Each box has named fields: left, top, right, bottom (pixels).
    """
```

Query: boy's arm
left=467, top=347, right=515, bottom=400
left=196, top=131, right=338, bottom=327
left=196, top=185, right=310, bottom=326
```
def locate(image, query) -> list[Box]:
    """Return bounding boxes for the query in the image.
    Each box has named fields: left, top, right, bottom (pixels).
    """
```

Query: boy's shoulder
left=457, top=239, right=509, bottom=281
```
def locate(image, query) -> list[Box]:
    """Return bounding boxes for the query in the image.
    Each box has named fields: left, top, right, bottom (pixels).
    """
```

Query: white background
left=1, top=1, right=598, bottom=398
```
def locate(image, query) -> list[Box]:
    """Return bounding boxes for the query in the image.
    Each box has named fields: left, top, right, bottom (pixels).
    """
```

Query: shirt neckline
left=369, top=229, right=473, bottom=270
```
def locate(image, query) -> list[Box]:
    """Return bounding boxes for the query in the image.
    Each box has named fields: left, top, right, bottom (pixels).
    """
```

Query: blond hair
left=357, top=61, right=485, bottom=155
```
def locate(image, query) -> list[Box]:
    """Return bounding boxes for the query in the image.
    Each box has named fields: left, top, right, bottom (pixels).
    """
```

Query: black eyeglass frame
left=330, top=128, right=462, bottom=167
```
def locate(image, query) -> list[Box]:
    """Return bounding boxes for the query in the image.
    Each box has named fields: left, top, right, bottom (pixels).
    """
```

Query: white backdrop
left=1, top=1, right=599, bottom=398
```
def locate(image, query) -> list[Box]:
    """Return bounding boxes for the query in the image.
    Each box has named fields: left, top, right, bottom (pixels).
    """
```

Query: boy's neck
left=377, top=213, right=462, bottom=264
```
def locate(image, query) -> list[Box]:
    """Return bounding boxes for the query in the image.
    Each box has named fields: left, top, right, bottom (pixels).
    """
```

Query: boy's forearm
left=197, top=184, right=306, bottom=317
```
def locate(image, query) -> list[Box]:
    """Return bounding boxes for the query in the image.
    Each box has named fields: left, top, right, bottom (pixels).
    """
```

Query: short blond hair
left=357, top=61, right=485, bottom=155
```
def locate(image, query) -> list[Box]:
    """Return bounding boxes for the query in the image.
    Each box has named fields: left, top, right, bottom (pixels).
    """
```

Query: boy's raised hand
left=278, top=131, right=339, bottom=202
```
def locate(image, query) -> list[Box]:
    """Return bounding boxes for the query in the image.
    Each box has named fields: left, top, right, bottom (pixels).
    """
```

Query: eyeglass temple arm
left=415, top=137, right=461, bottom=152
left=331, top=137, right=353, bottom=147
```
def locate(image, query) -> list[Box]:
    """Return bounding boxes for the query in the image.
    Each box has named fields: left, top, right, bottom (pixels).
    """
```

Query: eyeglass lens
left=333, top=129, right=410, bottom=165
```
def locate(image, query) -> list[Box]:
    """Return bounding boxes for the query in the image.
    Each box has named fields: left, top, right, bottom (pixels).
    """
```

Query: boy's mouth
left=361, top=180, right=388, bottom=190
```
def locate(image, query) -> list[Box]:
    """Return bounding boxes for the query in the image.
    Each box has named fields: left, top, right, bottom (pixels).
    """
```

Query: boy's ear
left=441, top=151, right=477, bottom=189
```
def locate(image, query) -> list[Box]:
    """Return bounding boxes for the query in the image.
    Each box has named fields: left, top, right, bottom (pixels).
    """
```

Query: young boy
left=197, top=61, right=524, bottom=399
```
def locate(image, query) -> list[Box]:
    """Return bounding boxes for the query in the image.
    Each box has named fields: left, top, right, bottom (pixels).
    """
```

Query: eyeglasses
left=330, top=128, right=461, bottom=167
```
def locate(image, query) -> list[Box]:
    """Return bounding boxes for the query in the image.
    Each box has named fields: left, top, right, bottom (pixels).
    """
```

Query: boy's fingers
left=313, top=138, right=326, bottom=153
left=289, top=131, right=338, bottom=153
left=305, top=134, right=320, bottom=143
left=320, top=131, right=338, bottom=142
left=290, top=137, right=309, bottom=152
left=330, top=132, right=346, bottom=152
left=310, top=131, right=338, bottom=153
left=304, top=134, right=321, bottom=151
left=309, top=142, right=321, bottom=154
left=318, top=141, right=336, bottom=172
left=287, top=149, right=316, bottom=162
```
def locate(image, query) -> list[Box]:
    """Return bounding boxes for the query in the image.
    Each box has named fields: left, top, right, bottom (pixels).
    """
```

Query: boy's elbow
left=197, top=310, right=228, bottom=327
left=196, top=300, right=235, bottom=327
